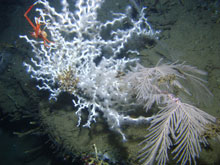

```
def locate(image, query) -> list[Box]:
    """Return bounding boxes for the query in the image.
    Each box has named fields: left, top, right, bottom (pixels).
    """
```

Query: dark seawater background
left=0, top=0, right=220, bottom=164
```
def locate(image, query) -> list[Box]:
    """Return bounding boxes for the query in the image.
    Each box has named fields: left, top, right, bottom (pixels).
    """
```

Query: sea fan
left=125, top=60, right=212, bottom=111
left=173, top=62, right=213, bottom=104
left=124, top=61, right=216, bottom=164
left=138, top=94, right=216, bottom=165
left=125, top=62, right=167, bottom=110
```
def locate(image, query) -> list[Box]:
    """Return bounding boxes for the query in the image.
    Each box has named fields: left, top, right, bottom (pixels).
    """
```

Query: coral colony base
left=20, top=0, right=219, bottom=164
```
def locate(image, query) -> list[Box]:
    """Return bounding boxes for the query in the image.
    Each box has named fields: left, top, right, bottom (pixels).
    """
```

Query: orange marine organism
left=24, top=2, right=53, bottom=47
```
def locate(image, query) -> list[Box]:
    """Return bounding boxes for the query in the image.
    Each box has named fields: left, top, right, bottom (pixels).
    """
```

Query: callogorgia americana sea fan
left=125, top=60, right=212, bottom=111
left=125, top=61, right=217, bottom=164
left=138, top=94, right=216, bottom=165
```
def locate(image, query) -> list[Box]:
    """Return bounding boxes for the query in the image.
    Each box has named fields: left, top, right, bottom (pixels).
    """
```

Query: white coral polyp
left=20, top=0, right=156, bottom=139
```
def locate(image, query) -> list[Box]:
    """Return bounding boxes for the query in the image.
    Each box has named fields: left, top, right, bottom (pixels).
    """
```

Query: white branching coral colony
left=20, top=0, right=219, bottom=164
